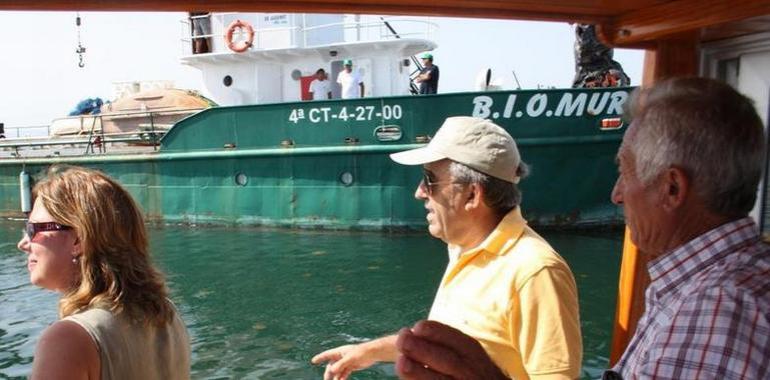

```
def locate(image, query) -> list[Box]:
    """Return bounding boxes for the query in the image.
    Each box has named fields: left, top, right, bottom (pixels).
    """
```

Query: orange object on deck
left=609, top=228, right=651, bottom=365
left=609, top=229, right=638, bottom=364
left=225, top=19, right=254, bottom=53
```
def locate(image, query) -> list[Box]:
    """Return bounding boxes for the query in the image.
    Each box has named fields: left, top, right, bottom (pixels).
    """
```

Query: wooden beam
left=0, top=0, right=614, bottom=24
left=643, top=34, right=699, bottom=81
left=6, top=0, right=769, bottom=47
left=599, top=0, right=770, bottom=46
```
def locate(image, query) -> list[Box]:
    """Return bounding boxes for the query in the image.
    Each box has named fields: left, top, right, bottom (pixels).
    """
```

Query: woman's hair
left=33, top=165, right=173, bottom=325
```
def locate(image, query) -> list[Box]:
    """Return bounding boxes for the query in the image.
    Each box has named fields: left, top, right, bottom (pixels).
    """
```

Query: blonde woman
left=17, top=165, right=190, bottom=379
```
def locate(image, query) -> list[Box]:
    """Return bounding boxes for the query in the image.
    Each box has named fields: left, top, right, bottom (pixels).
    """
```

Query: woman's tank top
left=63, top=306, right=190, bottom=379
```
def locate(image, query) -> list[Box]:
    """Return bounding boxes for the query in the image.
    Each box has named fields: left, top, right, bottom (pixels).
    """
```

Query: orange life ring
left=225, top=20, right=254, bottom=53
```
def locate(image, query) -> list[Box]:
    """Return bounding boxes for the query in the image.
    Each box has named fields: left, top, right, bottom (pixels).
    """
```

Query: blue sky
left=0, top=12, right=643, bottom=132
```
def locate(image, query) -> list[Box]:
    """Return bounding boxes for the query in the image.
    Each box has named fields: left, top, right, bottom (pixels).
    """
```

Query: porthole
left=235, top=172, right=248, bottom=186
left=340, top=172, right=354, bottom=186
left=223, top=75, right=233, bottom=87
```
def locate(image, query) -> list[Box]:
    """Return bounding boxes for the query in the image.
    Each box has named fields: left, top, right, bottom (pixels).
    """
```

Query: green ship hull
left=0, top=88, right=629, bottom=229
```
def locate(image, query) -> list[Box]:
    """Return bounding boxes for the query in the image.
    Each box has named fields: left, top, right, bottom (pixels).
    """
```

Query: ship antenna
left=75, top=12, right=86, bottom=68
left=380, top=16, right=401, bottom=39
left=512, top=69, right=522, bottom=89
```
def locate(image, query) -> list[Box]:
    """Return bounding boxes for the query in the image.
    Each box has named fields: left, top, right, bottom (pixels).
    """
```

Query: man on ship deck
left=309, top=68, right=332, bottom=100
left=392, top=78, right=770, bottom=380
left=337, top=59, right=365, bottom=99
left=312, top=116, right=583, bottom=380
left=415, top=53, right=439, bottom=94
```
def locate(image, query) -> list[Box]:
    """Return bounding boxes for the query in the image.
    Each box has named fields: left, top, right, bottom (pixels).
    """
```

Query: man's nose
left=415, top=180, right=428, bottom=200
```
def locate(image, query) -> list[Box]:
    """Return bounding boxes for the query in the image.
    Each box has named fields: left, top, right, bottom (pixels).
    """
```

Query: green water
left=0, top=220, right=621, bottom=379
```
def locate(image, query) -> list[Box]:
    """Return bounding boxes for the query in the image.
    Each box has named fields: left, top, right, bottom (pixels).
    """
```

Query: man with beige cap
left=313, top=116, right=582, bottom=380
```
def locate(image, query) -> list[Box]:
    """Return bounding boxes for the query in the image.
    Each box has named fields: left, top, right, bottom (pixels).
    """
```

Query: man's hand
left=312, top=344, right=375, bottom=380
left=395, top=320, right=508, bottom=380
left=312, top=335, right=400, bottom=380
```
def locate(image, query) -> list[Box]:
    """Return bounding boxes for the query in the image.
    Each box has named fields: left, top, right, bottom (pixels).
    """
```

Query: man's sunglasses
left=24, top=221, right=72, bottom=240
left=421, top=172, right=457, bottom=195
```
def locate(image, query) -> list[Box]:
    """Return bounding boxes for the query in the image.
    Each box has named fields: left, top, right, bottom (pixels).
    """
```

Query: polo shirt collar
left=448, top=207, right=527, bottom=258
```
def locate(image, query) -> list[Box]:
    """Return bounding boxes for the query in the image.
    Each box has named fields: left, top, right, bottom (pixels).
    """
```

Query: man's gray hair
left=626, top=77, right=766, bottom=217
left=449, top=161, right=529, bottom=216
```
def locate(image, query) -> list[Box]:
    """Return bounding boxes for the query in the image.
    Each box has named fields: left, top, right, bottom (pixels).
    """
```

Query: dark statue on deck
left=572, top=24, right=630, bottom=88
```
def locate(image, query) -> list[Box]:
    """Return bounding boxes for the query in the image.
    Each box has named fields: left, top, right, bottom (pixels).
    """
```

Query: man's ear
left=660, top=166, right=690, bottom=212
left=464, top=183, right=484, bottom=211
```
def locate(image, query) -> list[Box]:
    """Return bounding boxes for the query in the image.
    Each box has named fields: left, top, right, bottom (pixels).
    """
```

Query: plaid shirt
left=609, top=217, right=770, bottom=380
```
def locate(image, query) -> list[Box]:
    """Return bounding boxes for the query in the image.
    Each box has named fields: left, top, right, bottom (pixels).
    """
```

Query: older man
left=605, top=77, right=770, bottom=379
left=395, top=78, right=770, bottom=380
left=312, top=116, right=582, bottom=380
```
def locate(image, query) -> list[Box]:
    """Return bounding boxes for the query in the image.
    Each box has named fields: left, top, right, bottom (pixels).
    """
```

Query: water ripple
left=0, top=221, right=621, bottom=379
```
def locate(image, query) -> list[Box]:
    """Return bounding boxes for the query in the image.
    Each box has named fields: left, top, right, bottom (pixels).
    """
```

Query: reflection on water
left=0, top=220, right=621, bottom=379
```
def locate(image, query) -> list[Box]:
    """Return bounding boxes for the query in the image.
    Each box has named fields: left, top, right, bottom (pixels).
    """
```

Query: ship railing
left=0, top=131, right=160, bottom=148
left=299, top=18, right=438, bottom=47
left=0, top=131, right=162, bottom=159
left=180, top=13, right=437, bottom=54
left=180, top=12, right=302, bottom=53
left=51, top=108, right=203, bottom=120
left=48, top=108, right=202, bottom=132
left=1, top=108, right=205, bottom=157
left=1, top=124, right=50, bottom=139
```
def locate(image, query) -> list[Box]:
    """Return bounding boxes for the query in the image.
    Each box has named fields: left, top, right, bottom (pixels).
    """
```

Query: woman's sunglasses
left=24, top=221, right=72, bottom=240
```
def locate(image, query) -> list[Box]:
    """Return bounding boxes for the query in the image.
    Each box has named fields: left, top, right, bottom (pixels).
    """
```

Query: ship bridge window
left=223, top=75, right=233, bottom=87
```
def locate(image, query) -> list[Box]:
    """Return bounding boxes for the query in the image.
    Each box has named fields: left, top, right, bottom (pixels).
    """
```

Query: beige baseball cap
left=390, top=116, right=521, bottom=183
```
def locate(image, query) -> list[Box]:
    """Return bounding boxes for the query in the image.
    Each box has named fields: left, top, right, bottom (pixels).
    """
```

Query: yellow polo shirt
left=428, top=208, right=582, bottom=379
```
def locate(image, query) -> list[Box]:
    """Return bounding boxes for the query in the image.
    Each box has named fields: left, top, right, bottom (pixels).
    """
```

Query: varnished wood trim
left=0, top=0, right=614, bottom=24
left=600, top=0, right=770, bottom=46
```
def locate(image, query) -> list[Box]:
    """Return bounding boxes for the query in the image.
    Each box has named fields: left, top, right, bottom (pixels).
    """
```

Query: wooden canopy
left=4, top=0, right=770, bottom=367
left=2, top=0, right=769, bottom=48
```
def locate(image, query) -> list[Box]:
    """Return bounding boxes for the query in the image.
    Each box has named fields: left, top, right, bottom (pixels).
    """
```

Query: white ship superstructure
left=180, top=13, right=437, bottom=105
